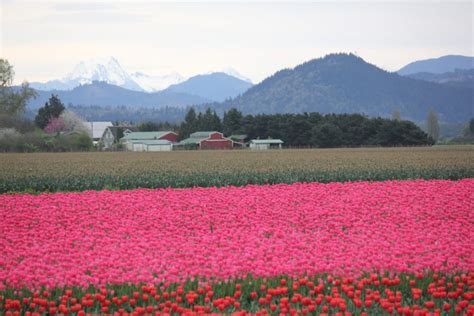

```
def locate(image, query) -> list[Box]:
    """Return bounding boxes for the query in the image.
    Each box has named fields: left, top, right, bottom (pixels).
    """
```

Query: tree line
left=171, top=108, right=433, bottom=147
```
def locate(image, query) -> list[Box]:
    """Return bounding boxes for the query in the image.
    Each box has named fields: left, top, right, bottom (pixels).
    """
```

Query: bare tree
left=0, top=59, right=36, bottom=115
left=426, top=108, right=440, bottom=142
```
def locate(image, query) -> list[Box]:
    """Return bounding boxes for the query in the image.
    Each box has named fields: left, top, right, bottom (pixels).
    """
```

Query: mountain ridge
left=398, top=55, right=474, bottom=75
left=27, top=81, right=212, bottom=109
left=165, top=72, right=253, bottom=102
left=406, top=68, right=474, bottom=89
left=212, top=53, right=472, bottom=123
left=26, top=54, right=473, bottom=123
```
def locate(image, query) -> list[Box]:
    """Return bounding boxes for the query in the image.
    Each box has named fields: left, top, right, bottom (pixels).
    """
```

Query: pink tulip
left=0, top=179, right=472, bottom=289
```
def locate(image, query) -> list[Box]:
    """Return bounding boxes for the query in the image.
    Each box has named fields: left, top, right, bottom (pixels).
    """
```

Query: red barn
left=159, top=132, right=178, bottom=143
left=179, top=131, right=233, bottom=150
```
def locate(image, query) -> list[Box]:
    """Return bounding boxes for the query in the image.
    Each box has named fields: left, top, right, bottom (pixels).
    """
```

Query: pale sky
left=1, top=0, right=473, bottom=84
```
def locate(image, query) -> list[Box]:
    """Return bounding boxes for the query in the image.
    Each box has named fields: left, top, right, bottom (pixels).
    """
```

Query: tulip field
left=1, top=147, right=474, bottom=315
left=0, top=146, right=473, bottom=193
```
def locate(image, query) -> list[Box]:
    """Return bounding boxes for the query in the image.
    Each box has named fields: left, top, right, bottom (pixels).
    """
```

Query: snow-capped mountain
left=31, top=57, right=144, bottom=92
left=30, top=57, right=252, bottom=94
left=63, top=57, right=143, bottom=91
left=220, top=67, right=253, bottom=83
left=130, top=71, right=185, bottom=92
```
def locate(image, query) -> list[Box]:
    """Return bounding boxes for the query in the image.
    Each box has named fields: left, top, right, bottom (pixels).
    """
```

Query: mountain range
left=28, top=81, right=212, bottom=109
left=31, top=57, right=148, bottom=92
left=26, top=54, right=473, bottom=123
left=212, top=53, right=472, bottom=123
left=29, top=57, right=252, bottom=96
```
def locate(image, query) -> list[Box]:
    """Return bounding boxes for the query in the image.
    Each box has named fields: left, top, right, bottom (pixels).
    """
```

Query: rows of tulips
left=2, top=273, right=474, bottom=315
left=1, top=179, right=473, bottom=314
left=1, top=179, right=473, bottom=289
left=1, top=147, right=473, bottom=193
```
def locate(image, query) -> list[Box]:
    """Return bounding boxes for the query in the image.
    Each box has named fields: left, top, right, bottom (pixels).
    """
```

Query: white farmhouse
left=83, top=121, right=113, bottom=144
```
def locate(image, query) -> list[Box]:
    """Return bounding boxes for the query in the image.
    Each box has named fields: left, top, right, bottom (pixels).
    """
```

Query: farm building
left=101, top=126, right=138, bottom=149
left=126, top=140, right=173, bottom=152
left=179, top=131, right=233, bottom=150
left=121, top=131, right=178, bottom=142
left=121, top=131, right=178, bottom=151
left=229, top=135, right=248, bottom=148
left=249, top=139, right=284, bottom=150
left=83, top=121, right=113, bottom=144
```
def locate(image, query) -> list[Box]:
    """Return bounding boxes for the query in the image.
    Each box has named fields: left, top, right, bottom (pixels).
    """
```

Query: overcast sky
left=1, top=0, right=473, bottom=84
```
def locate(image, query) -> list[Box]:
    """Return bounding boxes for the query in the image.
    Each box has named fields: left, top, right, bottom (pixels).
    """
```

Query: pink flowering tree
left=44, top=116, right=66, bottom=134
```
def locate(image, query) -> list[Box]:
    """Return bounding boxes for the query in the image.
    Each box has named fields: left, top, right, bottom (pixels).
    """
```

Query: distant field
left=0, top=146, right=473, bottom=193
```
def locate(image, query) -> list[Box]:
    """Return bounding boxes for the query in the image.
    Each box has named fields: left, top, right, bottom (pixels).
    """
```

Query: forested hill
left=217, top=54, right=472, bottom=123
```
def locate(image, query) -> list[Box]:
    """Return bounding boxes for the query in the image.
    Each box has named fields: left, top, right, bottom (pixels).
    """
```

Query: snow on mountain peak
left=221, top=67, right=253, bottom=83
left=130, top=71, right=186, bottom=92
left=204, top=67, right=253, bottom=83
left=31, top=57, right=251, bottom=92
left=64, top=56, right=133, bottom=87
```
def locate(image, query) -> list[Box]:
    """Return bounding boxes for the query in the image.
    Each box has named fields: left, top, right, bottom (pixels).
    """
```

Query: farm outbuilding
left=126, top=140, right=173, bottom=152
left=178, top=131, right=233, bottom=150
left=229, top=135, right=248, bottom=148
left=121, top=131, right=178, bottom=142
left=126, top=141, right=144, bottom=152
left=121, top=131, right=178, bottom=151
left=144, top=140, right=173, bottom=151
left=249, top=139, right=284, bottom=150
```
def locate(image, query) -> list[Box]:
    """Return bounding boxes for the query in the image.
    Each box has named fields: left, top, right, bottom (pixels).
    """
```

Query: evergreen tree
left=178, top=108, right=198, bottom=139
left=223, top=108, right=244, bottom=136
left=201, top=109, right=214, bottom=130
left=138, top=121, right=160, bottom=131
left=34, top=94, right=65, bottom=129
left=195, top=108, right=222, bottom=131
left=426, top=108, right=440, bottom=142
left=310, top=122, right=343, bottom=148
left=211, top=110, right=222, bottom=132
left=137, top=121, right=178, bottom=132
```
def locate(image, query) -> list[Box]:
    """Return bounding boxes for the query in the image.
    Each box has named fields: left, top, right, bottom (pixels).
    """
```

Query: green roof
left=189, top=131, right=220, bottom=138
left=230, top=134, right=248, bottom=140
left=177, top=138, right=201, bottom=145
left=177, top=131, right=224, bottom=146
left=250, top=139, right=284, bottom=144
left=129, top=140, right=172, bottom=145
left=121, top=131, right=175, bottom=141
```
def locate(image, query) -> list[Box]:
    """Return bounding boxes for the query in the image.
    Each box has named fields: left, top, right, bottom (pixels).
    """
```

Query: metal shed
left=249, top=139, right=284, bottom=150
left=127, top=140, right=173, bottom=152
left=143, top=140, right=173, bottom=152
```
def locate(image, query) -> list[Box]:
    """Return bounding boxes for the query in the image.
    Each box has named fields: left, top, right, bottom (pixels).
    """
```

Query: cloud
left=54, top=2, right=118, bottom=12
